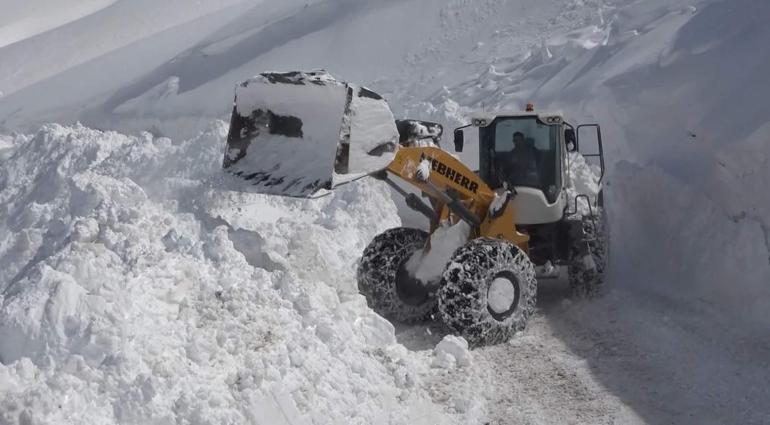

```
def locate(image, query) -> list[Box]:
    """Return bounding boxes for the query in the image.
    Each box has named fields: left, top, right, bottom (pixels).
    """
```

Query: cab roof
left=469, top=111, right=565, bottom=127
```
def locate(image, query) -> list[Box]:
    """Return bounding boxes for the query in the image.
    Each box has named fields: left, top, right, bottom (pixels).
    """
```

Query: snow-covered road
left=398, top=278, right=770, bottom=424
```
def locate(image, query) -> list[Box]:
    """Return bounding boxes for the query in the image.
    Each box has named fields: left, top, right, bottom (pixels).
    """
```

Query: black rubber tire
left=437, top=238, right=537, bottom=347
left=568, top=208, right=609, bottom=297
left=357, top=227, right=437, bottom=322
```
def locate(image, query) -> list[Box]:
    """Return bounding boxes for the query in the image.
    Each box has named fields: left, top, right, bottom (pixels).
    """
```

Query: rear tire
left=438, top=238, right=537, bottom=347
left=357, top=227, right=437, bottom=322
left=568, top=208, right=608, bottom=297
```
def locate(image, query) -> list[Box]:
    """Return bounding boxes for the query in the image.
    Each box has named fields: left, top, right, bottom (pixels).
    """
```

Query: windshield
left=479, top=116, right=561, bottom=201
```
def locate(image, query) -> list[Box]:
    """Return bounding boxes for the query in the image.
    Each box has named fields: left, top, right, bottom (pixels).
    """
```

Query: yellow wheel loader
left=222, top=71, right=607, bottom=346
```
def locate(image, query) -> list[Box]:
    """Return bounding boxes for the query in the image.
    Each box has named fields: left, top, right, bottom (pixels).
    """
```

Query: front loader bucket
left=223, top=70, right=399, bottom=197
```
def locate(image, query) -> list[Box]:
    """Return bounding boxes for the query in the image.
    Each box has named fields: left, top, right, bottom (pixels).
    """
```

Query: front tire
left=357, top=227, right=436, bottom=322
left=438, top=238, right=537, bottom=346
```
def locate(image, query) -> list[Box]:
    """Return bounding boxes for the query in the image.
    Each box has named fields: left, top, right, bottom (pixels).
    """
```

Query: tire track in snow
left=396, top=283, right=644, bottom=424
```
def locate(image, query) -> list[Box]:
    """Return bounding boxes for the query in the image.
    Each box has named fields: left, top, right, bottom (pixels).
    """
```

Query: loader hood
left=223, top=70, right=399, bottom=197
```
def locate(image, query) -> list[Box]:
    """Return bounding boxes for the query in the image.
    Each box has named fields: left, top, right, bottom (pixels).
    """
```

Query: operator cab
left=477, top=113, right=564, bottom=203
left=454, top=111, right=569, bottom=225
left=451, top=106, right=606, bottom=271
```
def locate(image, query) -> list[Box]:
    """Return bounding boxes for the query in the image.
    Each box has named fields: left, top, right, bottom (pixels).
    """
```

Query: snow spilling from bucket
left=0, top=123, right=476, bottom=424
left=404, top=221, right=471, bottom=286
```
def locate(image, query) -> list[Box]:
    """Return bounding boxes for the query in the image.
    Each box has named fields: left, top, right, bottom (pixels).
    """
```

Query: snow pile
left=0, top=123, right=464, bottom=424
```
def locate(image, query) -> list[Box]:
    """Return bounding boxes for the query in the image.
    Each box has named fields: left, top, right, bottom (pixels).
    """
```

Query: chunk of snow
left=432, top=335, right=471, bottom=369
left=415, top=158, right=431, bottom=181
left=488, top=188, right=511, bottom=217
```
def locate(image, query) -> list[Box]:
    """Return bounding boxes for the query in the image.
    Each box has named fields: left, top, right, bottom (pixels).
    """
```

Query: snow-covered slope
left=0, top=0, right=117, bottom=48
left=0, top=0, right=604, bottom=138
left=2, top=0, right=770, bottom=423
left=0, top=0, right=256, bottom=96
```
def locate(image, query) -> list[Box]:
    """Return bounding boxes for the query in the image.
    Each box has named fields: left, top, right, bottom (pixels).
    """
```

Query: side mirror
left=453, top=129, right=464, bottom=152
left=565, top=128, right=577, bottom=152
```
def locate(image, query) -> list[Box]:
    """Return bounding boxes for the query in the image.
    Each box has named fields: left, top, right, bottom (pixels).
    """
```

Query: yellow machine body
left=386, top=146, right=530, bottom=252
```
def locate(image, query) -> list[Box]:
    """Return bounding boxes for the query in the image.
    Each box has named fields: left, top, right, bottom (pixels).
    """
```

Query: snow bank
left=0, top=123, right=464, bottom=424
left=611, top=160, right=770, bottom=325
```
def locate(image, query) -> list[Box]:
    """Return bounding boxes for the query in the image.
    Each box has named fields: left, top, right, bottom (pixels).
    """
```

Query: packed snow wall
left=0, top=123, right=479, bottom=424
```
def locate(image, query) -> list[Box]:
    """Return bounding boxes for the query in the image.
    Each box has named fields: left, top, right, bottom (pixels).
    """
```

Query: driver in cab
left=503, top=131, right=540, bottom=186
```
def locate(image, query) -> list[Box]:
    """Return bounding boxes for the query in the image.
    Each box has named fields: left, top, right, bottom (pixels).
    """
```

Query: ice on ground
left=0, top=123, right=463, bottom=425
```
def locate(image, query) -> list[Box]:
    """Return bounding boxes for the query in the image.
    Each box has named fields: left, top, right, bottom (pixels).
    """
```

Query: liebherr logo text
left=420, top=153, right=479, bottom=193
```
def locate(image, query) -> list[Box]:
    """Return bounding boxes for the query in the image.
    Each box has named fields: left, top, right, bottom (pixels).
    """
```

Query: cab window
left=479, top=116, right=561, bottom=202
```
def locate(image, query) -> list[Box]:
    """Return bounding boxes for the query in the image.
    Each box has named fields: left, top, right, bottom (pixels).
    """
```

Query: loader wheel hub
left=487, top=273, right=519, bottom=320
